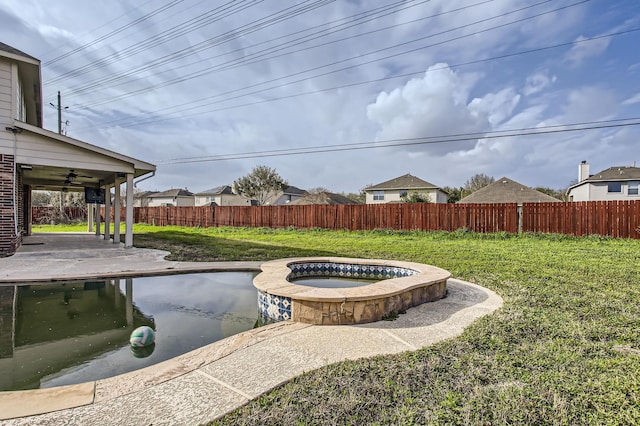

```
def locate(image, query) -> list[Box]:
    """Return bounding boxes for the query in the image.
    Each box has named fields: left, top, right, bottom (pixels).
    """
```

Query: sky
left=1, top=0, right=639, bottom=194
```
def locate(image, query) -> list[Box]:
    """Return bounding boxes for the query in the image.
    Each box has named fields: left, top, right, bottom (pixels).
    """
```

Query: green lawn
left=33, top=224, right=640, bottom=424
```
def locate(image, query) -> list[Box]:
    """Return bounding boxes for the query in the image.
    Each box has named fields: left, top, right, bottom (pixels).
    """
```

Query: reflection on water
left=0, top=272, right=258, bottom=391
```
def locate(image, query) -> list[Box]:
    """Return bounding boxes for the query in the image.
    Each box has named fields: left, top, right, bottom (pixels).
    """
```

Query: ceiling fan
left=56, top=169, right=94, bottom=182
left=63, top=178, right=83, bottom=186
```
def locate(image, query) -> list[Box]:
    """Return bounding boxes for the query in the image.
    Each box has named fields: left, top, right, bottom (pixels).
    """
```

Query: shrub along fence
left=32, top=206, right=87, bottom=224
left=130, top=200, right=640, bottom=238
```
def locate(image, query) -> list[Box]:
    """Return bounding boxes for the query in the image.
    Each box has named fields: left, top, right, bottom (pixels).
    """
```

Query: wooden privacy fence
left=522, top=200, right=640, bottom=238
left=133, top=203, right=519, bottom=233
left=36, top=201, right=640, bottom=238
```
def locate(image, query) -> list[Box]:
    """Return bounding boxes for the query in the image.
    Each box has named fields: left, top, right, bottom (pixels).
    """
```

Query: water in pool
left=292, top=276, right=377, bottom=288
left=0, top=272, right=259, bottom=391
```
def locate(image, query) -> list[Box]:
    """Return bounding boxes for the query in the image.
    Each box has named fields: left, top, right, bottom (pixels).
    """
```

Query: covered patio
left=8, top=121, right=155, bottom=251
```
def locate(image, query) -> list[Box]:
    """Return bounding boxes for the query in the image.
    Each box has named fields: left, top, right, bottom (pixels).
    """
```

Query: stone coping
left=254, top=257, right=451, bottom=303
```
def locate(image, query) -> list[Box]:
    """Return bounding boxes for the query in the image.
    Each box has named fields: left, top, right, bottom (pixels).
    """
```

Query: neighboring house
left=289, top=191, right=360, bottom=205
left=264, top=186, right=307, bottom=205
left=194, top=185, right=252, bottom=206
left=147, top=189, right=194, bottom=207
left=133, top=191, right=158, bottom=207
left=363, top=174, right=448, bottom=204
left=0, top=42, right=155, bottom=255
left=458, top=177, right=560, bottom=204
left=566, top=161, right=640, bottom=201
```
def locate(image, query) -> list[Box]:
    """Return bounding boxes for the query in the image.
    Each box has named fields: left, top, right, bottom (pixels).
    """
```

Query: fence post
left=517, top=203, right=523, bottom=234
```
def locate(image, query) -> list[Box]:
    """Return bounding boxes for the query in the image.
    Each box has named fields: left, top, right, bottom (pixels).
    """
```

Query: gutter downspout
left=134, top=171, right=155, bottom=187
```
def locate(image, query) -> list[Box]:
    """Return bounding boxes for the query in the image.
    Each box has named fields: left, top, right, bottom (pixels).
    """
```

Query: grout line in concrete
left=380, top=329, right=417, bottom=351
left=194, top=369, right=253, bottom=401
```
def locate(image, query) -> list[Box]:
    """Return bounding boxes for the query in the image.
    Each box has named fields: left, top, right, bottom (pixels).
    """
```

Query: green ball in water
left=130, top=326, right=155, bottom=347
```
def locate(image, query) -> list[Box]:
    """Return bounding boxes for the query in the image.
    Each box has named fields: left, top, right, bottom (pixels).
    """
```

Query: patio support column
left=87, top=204, right=94, bottom=232
left=125, top=173, right=134, bottom=248
left=95, top=203, right=101, bottom=237
left=104, top=185, right=111, bottom=241
left=114, top=178, right=121, bottom=244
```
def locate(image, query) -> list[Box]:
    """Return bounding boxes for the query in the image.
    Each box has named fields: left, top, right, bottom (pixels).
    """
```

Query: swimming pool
left=0, top=272, right=259, bottom=391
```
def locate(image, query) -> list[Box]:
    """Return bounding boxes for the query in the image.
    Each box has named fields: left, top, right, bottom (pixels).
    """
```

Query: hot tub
left=254, top=257, right=450, bottom=325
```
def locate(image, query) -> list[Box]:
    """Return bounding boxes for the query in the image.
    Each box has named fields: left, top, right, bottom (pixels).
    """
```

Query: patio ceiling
left=20, top=165, right=121, bottom=192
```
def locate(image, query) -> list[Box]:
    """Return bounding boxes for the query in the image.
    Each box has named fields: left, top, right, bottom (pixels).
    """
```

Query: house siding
left=195, top=194, right=251, bottom=206
left=219, top=194, right=251, bottom=206
left=435, top=191, right=448, bottom=203
left=570, top=182, right=640, bottom=202
left=0, top=60, right=14, bottom=153
left=194, top=195, right=210, bottom=206
left=366, top=189, right=403, bottom=204
left=148, top=196, right=195, bottom=207
left=366, top=188, right=445, bottom=204
left=568, top=184, right=590, bottom=201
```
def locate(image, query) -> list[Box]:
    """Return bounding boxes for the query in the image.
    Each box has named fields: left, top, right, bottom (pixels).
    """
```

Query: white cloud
left=564, top=35, right=611, bottom=67
left=366, top=63, right=489, bottom=155
left=523, top=71, right=556, bottom=96
left=468, top=87, right=520, bottom=127
left=622, top=93, right=640, bottom=106
left=560, top=86, right=618, bottom=123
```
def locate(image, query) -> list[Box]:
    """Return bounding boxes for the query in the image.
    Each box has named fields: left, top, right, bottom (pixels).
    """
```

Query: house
left=363, top=174, right=448, bottom=204
left=457, top=177, right=560, bottom=203
left=264, top=186, right=307, bottom=205
left=289, top=191, right=360, bottom=205
left=194, top=185, right=252, bottom=206
left=0, top=42, right=155, bottom=255
left=566, top=161, right=640, bottom=201
left=146, top=189, right=194, bottom=206
left=133, top=190, right=158, bottom=207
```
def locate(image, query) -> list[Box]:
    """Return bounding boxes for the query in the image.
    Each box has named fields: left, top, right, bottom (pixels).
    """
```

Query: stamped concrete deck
left=0, top=233, right=503, bottom=426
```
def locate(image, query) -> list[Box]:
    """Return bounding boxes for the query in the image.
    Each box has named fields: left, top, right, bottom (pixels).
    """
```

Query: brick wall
left=0, top=154, right=20, bottom=255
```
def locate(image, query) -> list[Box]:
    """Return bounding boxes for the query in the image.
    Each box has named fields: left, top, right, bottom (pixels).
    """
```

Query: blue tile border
left=287, top=262, right=418, bottom=280
left=257, top=290, right=292, bottom=322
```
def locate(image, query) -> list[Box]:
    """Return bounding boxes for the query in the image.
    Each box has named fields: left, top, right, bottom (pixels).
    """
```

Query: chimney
left=578, top=160, right=589, bottom=182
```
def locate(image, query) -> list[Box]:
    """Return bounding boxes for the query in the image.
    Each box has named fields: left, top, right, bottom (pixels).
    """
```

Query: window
left=399, top=190, right=408, bottom=198
left=608, top=182, right=622, bottom=193
left=373, top=190, right=384, bottom=201
left=16, top=77, right=26, bottom=121
left=629, top=181, right=639, bottom=196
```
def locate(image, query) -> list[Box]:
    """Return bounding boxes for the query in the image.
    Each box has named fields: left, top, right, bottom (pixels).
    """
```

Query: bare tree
left=462, top=174, right=495, bottom=198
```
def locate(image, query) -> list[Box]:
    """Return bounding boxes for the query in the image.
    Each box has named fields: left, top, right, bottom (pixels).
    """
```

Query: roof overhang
left=11, top=120, right=155, bottom=192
